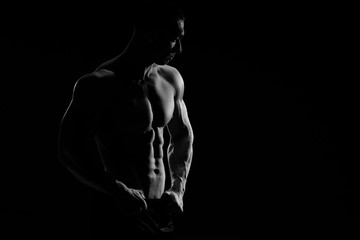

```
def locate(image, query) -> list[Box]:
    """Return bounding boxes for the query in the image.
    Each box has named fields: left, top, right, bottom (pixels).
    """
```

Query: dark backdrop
left=2, top=1, right=358, bottom=238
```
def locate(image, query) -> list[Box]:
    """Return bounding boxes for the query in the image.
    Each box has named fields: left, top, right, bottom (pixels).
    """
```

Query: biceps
left=168, top=100, right=193, bottom=141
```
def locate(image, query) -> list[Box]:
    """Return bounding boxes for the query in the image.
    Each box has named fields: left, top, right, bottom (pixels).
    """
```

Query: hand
left=162, top=190, right=183, bottom=217
left=115, top=180, right=147, bottom=216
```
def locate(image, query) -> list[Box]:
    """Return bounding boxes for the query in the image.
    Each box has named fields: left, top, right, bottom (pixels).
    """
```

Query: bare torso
left=91, top=63, right=177, bottom=199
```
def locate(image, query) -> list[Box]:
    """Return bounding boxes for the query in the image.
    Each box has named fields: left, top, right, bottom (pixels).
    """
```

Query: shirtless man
left=58, top=0, right=193, bottom=237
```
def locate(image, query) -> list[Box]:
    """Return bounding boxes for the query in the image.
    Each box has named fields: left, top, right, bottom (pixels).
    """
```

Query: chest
left=109, top=79, right=175, bottom=132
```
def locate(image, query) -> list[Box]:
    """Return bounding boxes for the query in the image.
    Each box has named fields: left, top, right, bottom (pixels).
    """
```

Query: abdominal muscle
left=138, top=128, right=165, bottom=199
left=96, top=127, right=167, bottom=200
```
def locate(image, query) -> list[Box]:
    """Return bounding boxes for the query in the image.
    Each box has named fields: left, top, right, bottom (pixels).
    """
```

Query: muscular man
left=58, top=0, right=193, bottom=237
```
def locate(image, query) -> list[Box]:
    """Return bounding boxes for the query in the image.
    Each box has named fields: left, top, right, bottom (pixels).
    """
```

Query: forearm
left=168, top=135, right=193, bottom=197
left=59, top=152, right=125, bottom=199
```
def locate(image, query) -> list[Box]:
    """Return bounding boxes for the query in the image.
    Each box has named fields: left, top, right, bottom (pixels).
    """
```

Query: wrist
left=165, top=190, right=184, bottom=211
left=166, top=189, right=182, bottom=198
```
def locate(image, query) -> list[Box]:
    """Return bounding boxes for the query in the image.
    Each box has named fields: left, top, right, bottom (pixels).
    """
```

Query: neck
left=121, top=38, right=155, bottom=82
left=96, top=36, right=155, bottom=83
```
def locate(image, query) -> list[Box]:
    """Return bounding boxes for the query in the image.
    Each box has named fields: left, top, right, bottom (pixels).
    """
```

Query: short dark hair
left=134, top=0, right=185, bottom=33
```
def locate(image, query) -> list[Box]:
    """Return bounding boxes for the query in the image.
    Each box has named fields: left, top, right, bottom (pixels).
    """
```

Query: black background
left=2, top=1, right=358, bottom=238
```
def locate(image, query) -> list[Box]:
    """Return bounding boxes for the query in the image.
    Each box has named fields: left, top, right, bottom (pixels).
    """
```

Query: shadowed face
left=150, top=19, right=185, bottom=65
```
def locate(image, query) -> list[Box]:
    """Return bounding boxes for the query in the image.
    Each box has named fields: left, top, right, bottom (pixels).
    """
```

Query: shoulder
left=73, top=69, right=116, bottom=101
left=156, top=64, right=183, bottom=85
left=74, top=69, right=115, bottom=91
left=155, top=65, right=184, bottom=98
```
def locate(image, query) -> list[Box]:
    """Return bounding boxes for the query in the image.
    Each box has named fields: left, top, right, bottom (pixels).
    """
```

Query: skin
left=58, top=18, right=193, bottom=230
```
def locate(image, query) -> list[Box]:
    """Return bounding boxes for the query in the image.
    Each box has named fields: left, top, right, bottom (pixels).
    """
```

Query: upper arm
left=58, top=73, right=109, bottom=166
left=70, top=72, right=112, bottom=132
left=72, top=74, right=101, bottom=115
left=59, top=75, right=96, bottom=156
left=170, top=99, right=193, bottom=139
left=166, top=69, right=193, bottom=142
